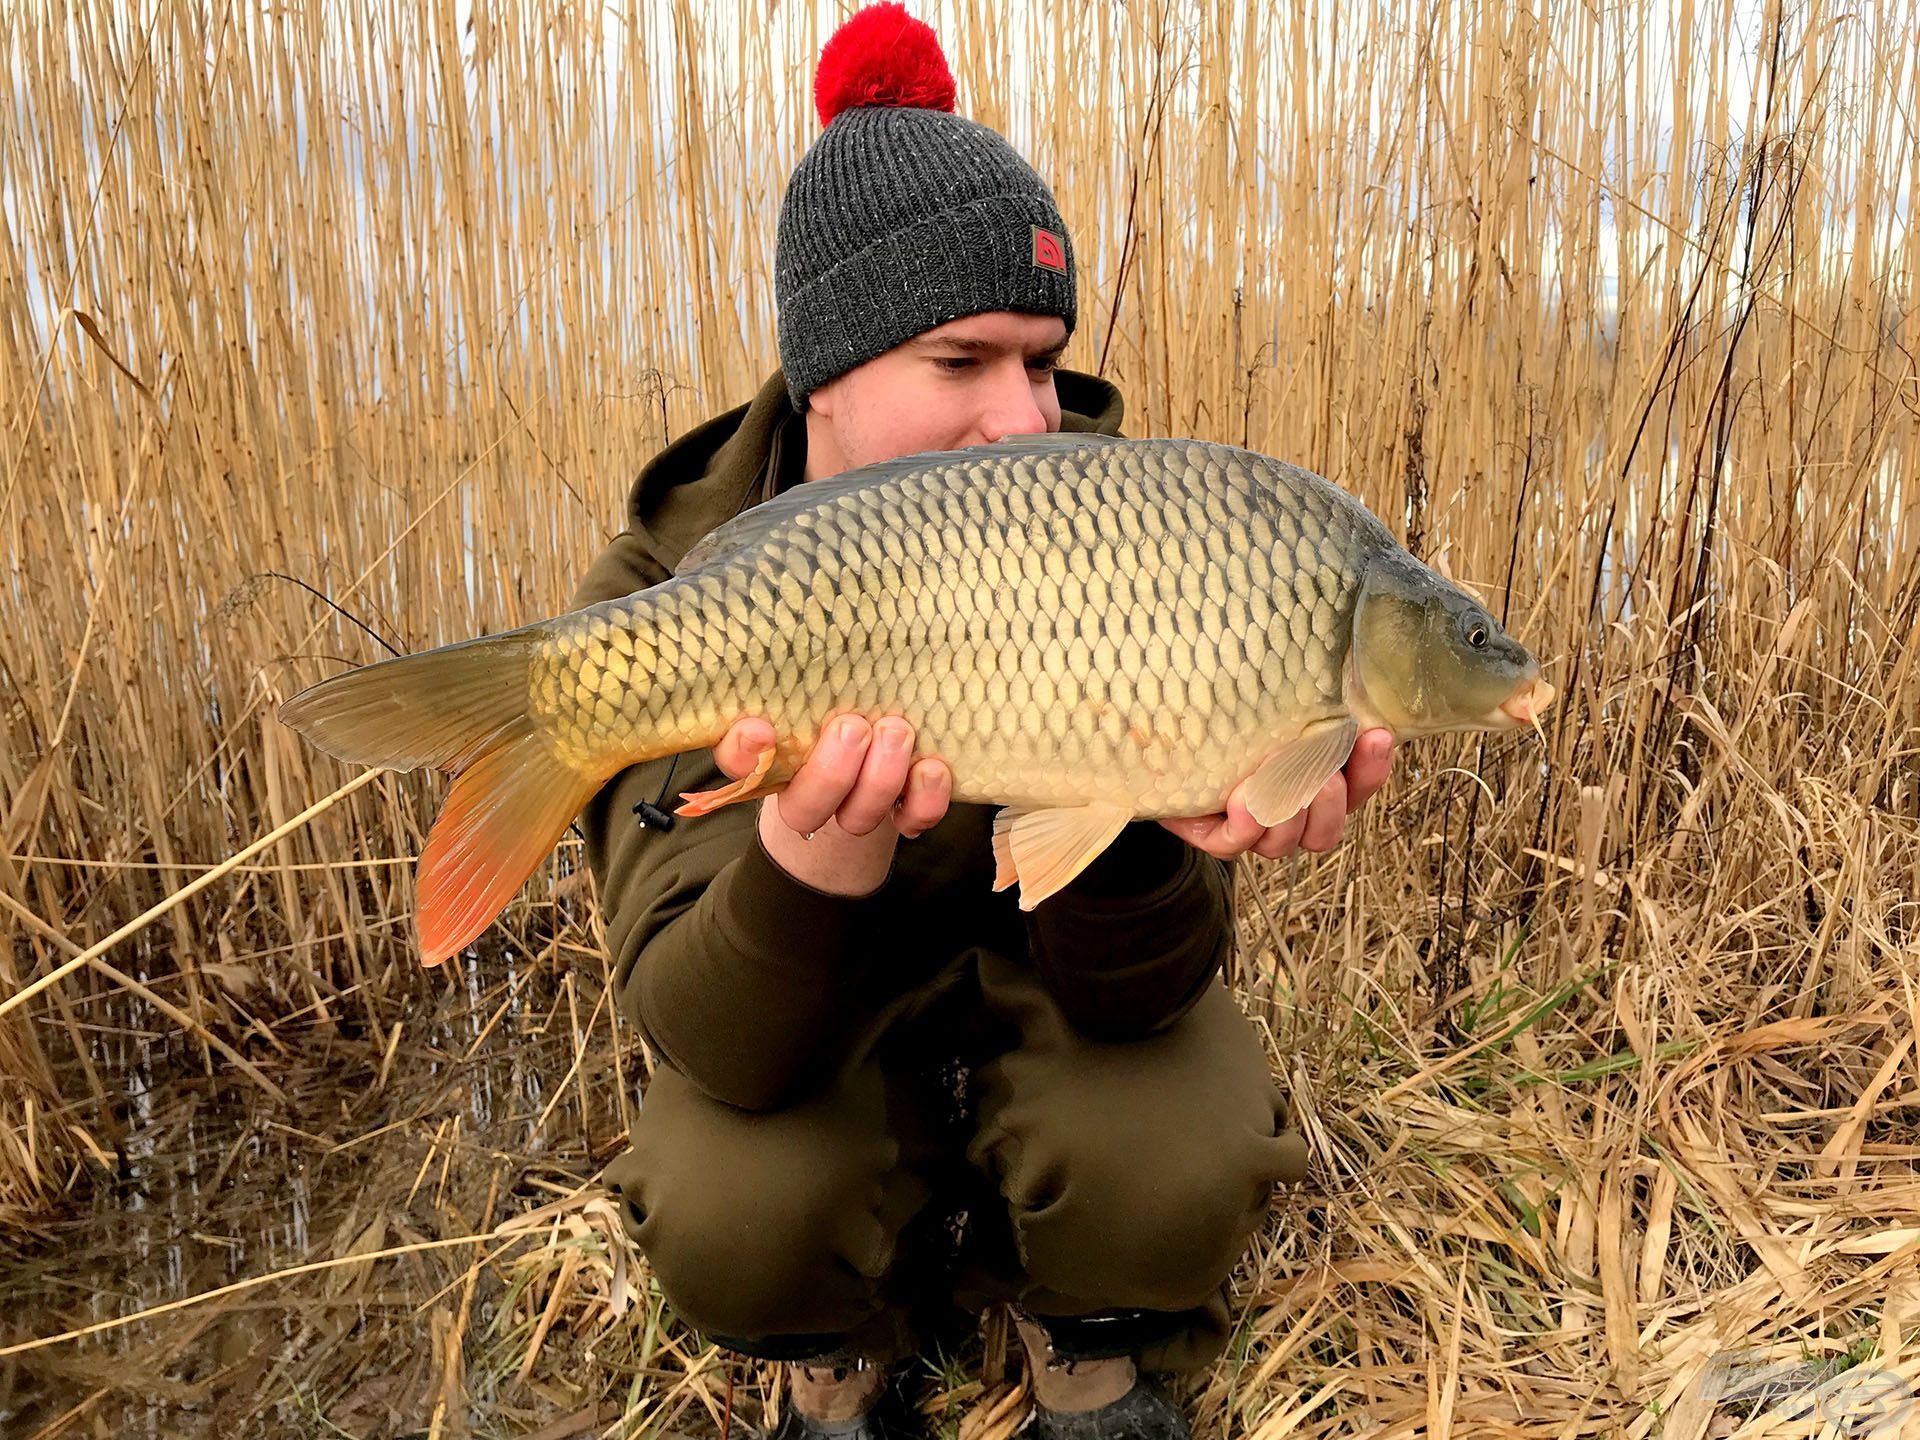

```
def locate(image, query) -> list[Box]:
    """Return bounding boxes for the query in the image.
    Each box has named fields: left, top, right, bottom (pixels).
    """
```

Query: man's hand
left=1158, top=729, right=1394, bottom=862
left=713, top=715, right=952, bottom=897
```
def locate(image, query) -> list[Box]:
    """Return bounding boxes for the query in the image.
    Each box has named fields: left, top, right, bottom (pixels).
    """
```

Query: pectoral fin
left=1242, top=718, right=1360, bottom=828
left=674, top=742, right=789, bottom=816
left=990, top=802, right=1134, bottom=910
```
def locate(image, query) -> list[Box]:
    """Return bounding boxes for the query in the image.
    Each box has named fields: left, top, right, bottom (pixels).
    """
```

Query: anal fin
left=991, top=802, right=1133, bottom=911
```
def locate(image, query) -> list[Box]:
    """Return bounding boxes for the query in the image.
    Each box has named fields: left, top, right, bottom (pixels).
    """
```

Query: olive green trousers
left=602, top=952, right=1305, bottom=1373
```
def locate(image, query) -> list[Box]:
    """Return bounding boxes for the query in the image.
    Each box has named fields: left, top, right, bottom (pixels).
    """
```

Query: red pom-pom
left=814, top=3, right=956, bottom=126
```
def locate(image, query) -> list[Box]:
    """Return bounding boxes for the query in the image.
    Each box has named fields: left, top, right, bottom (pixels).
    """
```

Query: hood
left=620, top=367, right=1127, bottom=578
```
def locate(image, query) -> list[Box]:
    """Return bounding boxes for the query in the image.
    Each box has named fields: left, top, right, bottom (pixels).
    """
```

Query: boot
left=763, top=1355, right=927, bottom=1439
left=1015, top=1313, right=1191, bottom=1439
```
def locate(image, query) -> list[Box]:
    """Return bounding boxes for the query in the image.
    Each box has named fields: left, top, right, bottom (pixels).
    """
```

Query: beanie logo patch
left=1031, top=227, right=1068, bottom=275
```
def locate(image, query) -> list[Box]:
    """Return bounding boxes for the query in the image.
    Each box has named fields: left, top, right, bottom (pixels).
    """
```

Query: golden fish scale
left=530, top=440, right=1394, bottom=816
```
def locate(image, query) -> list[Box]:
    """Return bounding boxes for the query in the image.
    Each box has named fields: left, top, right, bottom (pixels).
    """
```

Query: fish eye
left=1459, top=612, right=1491, bottom=650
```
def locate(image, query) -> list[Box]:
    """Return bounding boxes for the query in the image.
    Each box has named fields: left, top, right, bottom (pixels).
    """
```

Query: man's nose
left=978, top=368, right=1049, bottom=443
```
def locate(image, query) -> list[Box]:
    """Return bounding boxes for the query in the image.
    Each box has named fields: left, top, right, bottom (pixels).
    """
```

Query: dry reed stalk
left=0, top=1230, right=504, bottom=1359
left=2, top=0, right=1916, bottom=1434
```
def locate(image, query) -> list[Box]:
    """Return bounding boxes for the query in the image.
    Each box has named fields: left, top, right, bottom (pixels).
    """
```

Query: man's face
left=803, top=311, right=1068, bottom=480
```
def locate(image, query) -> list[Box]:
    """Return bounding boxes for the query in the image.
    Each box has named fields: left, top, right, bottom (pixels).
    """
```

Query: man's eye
left=935, top=357, right=977, bottom=373
left=1028, top=356, right=1059, bottom=374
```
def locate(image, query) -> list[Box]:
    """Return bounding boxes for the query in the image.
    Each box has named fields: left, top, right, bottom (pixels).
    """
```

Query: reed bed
left=2, top=0, right=1916, bottom=1435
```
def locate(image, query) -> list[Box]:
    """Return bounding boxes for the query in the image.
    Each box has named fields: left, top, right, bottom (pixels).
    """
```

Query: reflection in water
left=3, top=946, right=633, bottom=1437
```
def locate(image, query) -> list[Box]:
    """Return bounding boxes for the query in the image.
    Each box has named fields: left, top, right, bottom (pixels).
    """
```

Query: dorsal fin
left=674, top=466, right=886, bottom=575
left=673, top=432, right=1128, bottom=576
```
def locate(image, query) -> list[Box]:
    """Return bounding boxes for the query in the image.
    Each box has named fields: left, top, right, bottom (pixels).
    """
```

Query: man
left=571, top=7, right=1392, bottom=1436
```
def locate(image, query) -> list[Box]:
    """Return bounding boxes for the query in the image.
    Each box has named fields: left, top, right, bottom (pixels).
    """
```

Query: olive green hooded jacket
left=569, top=369, right=1236, bottom=1112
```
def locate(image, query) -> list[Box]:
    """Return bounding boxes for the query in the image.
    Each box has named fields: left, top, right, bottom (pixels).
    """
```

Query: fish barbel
left=280, top=434, right=1554, bottom=964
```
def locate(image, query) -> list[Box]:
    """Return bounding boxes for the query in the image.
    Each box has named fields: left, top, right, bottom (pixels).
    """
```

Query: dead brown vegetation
left=2, top=1, right=1916, bottom=1436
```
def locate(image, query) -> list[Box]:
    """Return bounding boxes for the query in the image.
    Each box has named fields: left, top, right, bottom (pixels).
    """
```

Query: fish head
left=1350, top=554, right=1554, bottom=738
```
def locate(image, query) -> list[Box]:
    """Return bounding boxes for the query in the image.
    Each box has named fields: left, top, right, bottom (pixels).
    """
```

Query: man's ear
left=806, top=374, right=838, bottom=418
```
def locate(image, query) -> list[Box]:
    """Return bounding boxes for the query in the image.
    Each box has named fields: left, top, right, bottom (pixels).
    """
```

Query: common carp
left=280, top=434, right=1553, bottom=964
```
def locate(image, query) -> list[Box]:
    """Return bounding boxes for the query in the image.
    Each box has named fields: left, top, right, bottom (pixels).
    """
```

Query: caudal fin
left=278, top=629, right=603, bottom=965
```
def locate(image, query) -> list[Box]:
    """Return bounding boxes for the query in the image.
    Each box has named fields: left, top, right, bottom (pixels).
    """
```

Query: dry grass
left=3, top=0, right=1917, bottom=1435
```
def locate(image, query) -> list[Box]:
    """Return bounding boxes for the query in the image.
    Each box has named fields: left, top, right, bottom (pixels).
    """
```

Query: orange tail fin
left=278, top=628, right=604, bottom=965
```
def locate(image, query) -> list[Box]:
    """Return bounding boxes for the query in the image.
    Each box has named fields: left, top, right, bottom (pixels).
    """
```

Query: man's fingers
left=1222, top=794, right=1271, bottom=852
left=1344, top=728, right=1394, bottom=811
left=1298, top=778, right=1347, bottom=852
left=1160, top=785, right=1280, bottom=860
left=713, top=716, right=777, bottom=780
left=1157, top=815, right=1219, bottom=848
left=837, top=716, right=914, bottom=835
left=1164, top=741, right=1390, bottom=863
left=1162, top=813, right=1250, bottom=860
left=1251, top=808, right=1308, bottom=860
left=895, top=759, right=952, bottom=838
left=774, top=714, right=872, bottom=833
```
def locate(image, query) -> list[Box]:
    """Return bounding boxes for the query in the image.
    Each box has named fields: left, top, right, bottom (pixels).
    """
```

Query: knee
left=602, top=1071, right=904, bottom=1341
left=1010, top=1112, right=1276, bottom=1311
left=972, top=985, right=1298, bottom=1312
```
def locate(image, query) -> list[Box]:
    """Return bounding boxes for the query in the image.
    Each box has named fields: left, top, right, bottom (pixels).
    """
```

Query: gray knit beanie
left=775, top=3, right=1077, bottom=410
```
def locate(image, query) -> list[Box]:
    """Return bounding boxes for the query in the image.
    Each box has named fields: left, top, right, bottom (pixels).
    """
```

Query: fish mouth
left=1497, top=677, right=1556, bottom=727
